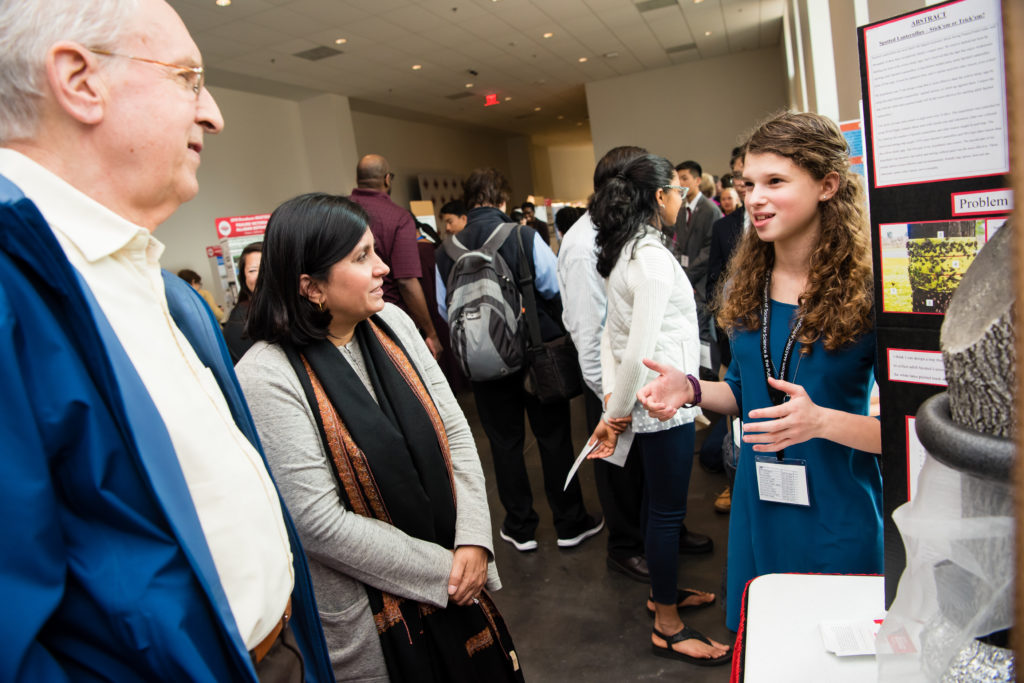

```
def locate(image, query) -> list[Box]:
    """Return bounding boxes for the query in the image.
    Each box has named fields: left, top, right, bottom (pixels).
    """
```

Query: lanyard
left=760, top=270, right=803, bottom=459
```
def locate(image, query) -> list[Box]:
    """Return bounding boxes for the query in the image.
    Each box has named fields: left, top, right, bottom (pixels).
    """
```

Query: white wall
left=350, top=111, right=513, bottom=210
left=533, top=143, right=596, bottom=201
left=585, top=46, right=787, bottom=178
left=158, top=87, right=520, bottom=283
left=158, top=86, right=312, bottom=275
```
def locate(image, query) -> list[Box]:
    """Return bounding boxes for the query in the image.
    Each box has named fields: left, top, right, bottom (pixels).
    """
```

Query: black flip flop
left=651, top=626, right=732, bottom=667
left=646, top=588, right=717, bottom=617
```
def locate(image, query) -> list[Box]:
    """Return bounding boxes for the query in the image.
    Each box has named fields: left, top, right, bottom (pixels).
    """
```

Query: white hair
left=0, top=0, right=141, bottom=142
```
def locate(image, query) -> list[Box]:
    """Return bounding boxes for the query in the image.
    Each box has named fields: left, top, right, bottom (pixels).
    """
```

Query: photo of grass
left=879, top=220, right=986, bottom=314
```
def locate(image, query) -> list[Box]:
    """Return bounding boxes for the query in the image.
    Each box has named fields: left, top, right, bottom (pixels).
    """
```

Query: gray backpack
left=442, top=222, right=526, bottom=381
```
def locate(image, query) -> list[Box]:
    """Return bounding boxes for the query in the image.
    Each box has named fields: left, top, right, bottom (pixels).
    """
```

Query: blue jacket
left=0, top=176, right=332, bottom=682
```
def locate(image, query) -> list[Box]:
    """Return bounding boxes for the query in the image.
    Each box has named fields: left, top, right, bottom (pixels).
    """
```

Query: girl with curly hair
left=638, top=111, right=882, bottom=632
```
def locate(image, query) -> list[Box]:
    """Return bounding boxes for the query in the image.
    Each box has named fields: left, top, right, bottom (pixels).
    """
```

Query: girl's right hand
left=636, top=358, right=692, bottom=420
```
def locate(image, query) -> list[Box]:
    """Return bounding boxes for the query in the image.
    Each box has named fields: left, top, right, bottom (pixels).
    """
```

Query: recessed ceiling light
left=694, top=0, right=704, bottom=4
left=557, top=115, right=564, bottom=120
left=705, top=31, right=712, bottom=36
left=543, top=32, right=554, bottom=39
left=215, top=0, right=230, bottom=6
left=578, top=57, right=588, bottom=63
left=577, top=122, right=583, bottom=126
left=465, top=82, right=474, bottom=88
left=411, top=64, right=422, bottom=70
left=603, top=51, right=619, bottom=58
left=534, top=106, right=541, bottom=111
left=334, top=38, right=347, bottom=45
left=504, top=96, right=512, bottom=101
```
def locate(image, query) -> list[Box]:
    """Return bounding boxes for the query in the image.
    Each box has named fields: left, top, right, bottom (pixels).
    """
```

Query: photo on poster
left=879, top=219, right=988, bottom=314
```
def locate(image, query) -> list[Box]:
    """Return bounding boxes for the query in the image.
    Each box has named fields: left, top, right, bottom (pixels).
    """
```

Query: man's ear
left=46, top=42, right=106, bottom=125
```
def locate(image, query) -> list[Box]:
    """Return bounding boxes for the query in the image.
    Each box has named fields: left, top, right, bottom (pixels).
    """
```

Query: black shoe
left=679, top=525, right=713, bottom=554
left=557, top=515, right=604, bottom=548
left=499, top=527, right=538, bottom=552
left=607, top=554, right=649, bottom=582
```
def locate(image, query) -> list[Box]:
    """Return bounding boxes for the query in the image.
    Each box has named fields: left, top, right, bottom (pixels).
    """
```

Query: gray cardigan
left=236, top=304, right=499, bottom=682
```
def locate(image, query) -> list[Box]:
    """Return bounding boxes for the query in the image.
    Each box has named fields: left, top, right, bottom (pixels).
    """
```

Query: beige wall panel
left=158, top=86, right=314, bottom=274
left=585, top=46, right=787, bottom=179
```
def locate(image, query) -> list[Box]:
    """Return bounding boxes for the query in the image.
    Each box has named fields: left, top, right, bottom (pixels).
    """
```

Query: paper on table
left=818, top=617, right=885, bottom=657
left=563, top=429, right=634, bottom=491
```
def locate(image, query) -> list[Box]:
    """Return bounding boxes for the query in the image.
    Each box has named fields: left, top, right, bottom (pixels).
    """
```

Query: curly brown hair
left=715, top=111, right=873, bottom=351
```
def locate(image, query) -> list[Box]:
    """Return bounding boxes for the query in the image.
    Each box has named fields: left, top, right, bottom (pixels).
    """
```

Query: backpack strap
left=478, top=222, right=519, bottom=257
left=441, top=233, right=469, bottom=262
left=515, top=227, right=545, bottom=351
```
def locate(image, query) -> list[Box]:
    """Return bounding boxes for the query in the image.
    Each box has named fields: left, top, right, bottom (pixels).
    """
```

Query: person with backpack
left=435, top=168, right=603, bottom=553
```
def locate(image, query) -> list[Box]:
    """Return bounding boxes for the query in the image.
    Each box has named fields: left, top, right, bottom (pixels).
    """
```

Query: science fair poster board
left=857, top=0, right=1010, bottom=606
left=215, top=213, right=269, bottom=307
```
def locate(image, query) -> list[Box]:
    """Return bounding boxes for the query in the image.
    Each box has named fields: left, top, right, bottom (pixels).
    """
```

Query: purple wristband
left=683, top=374, right=701, bottom=407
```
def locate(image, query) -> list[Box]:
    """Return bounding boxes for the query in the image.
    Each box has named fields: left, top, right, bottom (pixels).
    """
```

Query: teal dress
left=723, top=300, right=882, bottom=631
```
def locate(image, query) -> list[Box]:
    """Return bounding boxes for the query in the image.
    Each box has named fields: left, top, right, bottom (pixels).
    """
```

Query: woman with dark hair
left=235, top=193, right=521, bottom=683
left=587, top=155, right=730, bottom=666
left=638, top=111, right=881, bottom=632
left=223, top=240, right=262, bottom=363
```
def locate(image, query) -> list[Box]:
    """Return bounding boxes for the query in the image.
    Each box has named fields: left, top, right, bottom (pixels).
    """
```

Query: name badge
left=755, top=456, right=810, bottom=506
left=679, top=255, right=689, bottom=268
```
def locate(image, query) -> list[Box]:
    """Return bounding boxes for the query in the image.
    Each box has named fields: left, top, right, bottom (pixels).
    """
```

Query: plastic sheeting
left=876, top=453, right=1013, bottom=681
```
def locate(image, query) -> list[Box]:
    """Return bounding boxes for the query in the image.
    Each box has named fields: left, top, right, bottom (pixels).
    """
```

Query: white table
left=740, top=573, right=884, bottom=682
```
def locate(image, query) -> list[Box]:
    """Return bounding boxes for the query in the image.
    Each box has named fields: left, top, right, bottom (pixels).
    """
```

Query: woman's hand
left=447, top=545, right=488, bottom=606
left=604, top=414, right=632, bottom=435
left=586, top=419, right=620, bottom=459
left=742, top=377, right=824, bottom=452
left=636, top=358, right=692, bottom=420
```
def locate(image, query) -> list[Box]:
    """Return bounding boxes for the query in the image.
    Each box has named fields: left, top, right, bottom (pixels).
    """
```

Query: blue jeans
left=637, top=422, right=695, bottom=605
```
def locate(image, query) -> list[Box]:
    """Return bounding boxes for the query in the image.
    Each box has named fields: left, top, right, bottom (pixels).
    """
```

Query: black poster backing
left=857, top=0, right=1010, bottom=606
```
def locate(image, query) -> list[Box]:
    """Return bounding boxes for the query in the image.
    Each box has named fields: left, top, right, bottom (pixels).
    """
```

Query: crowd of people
left=0, top=0, right=883, bottom=680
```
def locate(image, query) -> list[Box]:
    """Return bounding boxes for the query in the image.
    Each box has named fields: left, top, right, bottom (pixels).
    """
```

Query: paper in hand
left=563, top=429, right=634, bottom=491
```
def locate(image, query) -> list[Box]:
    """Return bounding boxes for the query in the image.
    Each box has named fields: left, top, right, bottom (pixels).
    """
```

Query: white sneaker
left=557, top=516, right=605, bottom=548
left=499, top=528, right=538, bottom=552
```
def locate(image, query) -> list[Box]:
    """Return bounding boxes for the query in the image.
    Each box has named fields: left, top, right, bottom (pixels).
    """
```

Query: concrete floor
left=457, top=391, right=735, bottom=683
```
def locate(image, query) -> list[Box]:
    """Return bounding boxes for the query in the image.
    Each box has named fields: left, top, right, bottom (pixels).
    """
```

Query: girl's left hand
left=742, top=377, right=824, bottom=452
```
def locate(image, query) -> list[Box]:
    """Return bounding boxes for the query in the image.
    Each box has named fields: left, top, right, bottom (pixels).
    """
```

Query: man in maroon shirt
left=349, top=154, right=441, bottom=357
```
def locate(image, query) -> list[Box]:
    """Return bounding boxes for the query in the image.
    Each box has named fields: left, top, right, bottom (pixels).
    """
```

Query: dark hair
left=593, top=145, right=648, bottom=195
left=236, top=241, right=263, bottom=304
left=463, top=168, right=511, bottom=209
left=554, top=206, right=583, bottom=235
left=439, top=199, right=466, bottom=217
left=591, top=154, right=675, bottom=278
left=177, top=268, right=201, bottom=285
left=720, top=173, right=734, bottom=189
left=730, top=144, right=747, bottom=170
left=675, top=160, right=702, bottom=179
left=510, top=208, right=524, bottom=221
left=521, top=201, right=535, bottom=211
left=246, top=193, right=370, bottom=347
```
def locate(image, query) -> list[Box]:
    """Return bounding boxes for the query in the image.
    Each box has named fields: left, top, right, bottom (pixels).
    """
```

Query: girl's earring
left=659, top=203, right=666, bottom=208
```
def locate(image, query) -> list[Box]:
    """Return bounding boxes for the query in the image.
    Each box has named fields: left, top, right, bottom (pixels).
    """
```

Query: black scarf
left=284, top=316, right=523, bottom=682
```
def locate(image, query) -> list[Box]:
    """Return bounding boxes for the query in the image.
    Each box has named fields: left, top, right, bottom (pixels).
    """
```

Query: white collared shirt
left=0, top=149, right=293, bottom=650
left=685, top=192, right=701, bottom=216
left=555, top=211, right=605, bottom=397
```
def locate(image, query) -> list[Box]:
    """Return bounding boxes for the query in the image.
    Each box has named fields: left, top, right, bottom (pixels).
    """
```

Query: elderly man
left=0, top=1, right=331, bottom=681
left=349, top=154, right=442, bottom=357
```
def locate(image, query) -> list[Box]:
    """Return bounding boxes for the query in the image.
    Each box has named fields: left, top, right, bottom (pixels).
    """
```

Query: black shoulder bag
left=515, top=226, right=583, bottom=404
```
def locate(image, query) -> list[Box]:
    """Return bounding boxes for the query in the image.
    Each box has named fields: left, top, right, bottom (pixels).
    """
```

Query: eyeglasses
left=664, top=185, right=687, bottom=197
left=89, top=48, right=205, bottom=97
